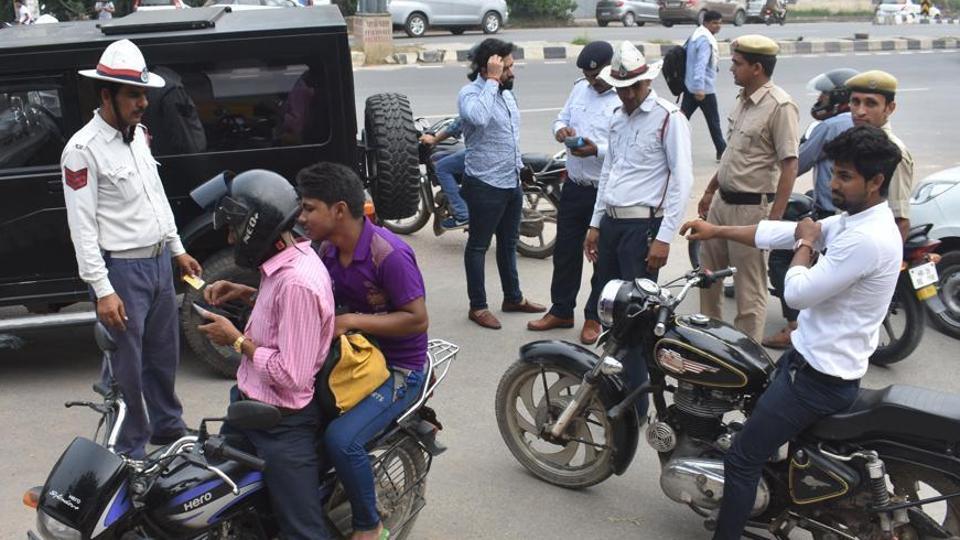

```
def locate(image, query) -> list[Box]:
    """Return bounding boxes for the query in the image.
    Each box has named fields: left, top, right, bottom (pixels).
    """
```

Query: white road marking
left=545, top=60, right=567, bottom=64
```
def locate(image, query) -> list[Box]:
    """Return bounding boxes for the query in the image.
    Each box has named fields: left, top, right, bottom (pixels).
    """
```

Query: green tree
left=507, top=0, right=576, bottom=21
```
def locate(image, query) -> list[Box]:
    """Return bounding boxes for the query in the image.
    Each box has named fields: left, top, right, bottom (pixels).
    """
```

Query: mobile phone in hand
left=193, top=301, right=228, bottom=319
left=564, top=136, right=585, bottom=149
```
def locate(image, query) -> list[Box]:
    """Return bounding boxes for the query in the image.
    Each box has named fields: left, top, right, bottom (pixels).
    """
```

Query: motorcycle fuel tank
left=37, top=437, right=132, bottom=539
left=654, top=315, right=774, bottom=392
left=146, top=454, right=265, bottom=534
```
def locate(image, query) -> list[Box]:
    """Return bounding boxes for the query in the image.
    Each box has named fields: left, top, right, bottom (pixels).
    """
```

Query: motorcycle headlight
left=36, top=510, right=81, bottom=540
left=597, top=279, right=630, bottom=328
left=911, top=181, right=957, bottom=204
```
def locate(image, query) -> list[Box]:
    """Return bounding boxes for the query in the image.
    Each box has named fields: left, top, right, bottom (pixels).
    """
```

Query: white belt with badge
left=605, top=205, right=664, bottom=219
left=107, top=241, right=167, bottom=259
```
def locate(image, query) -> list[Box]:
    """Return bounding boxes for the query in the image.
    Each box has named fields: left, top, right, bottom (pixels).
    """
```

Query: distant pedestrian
left=682, top=10, right=726, bottom=162
left=458, top=38, right=545, bottom=330
left=696, top=34, right=800, bottom=344
left=527, top=41, right=620, bottom=345
left=95, top=0, right=115, bottom=20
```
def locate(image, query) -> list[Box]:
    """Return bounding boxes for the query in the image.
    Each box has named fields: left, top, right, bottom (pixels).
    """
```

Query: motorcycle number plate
left=909, top=261, right=939, bottom=289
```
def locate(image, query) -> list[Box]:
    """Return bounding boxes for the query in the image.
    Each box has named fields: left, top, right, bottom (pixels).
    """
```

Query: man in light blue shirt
left=681, top=10, right=726, bottom=161
left=457, top=38, right=545, bottom=330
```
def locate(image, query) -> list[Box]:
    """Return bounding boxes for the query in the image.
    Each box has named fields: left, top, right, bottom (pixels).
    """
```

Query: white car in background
left=388, top=0, right=508, bottom=37
left=911, top=165, right=960, bottom=339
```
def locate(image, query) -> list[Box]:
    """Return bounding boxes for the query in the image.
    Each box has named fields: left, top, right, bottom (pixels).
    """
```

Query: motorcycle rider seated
left=419, top=117, right=469, bottom=229
left=196, top=169, right=336, bottom=539
left=680, top=125, right=903, bottom=539
left=763, top=68, right=859, bottom=349
left=298, top=161, right=429, bottom=540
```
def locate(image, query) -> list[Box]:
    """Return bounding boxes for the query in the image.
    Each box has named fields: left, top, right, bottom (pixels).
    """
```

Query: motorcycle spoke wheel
left=887, top=464, right=960, bottom=539
left=495, top=361, right=617, bottom=488
left=516, top=187, right=559, bottom=259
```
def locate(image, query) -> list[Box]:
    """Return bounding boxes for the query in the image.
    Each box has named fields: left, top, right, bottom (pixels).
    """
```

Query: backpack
left=661, top=41, right=689, bottom=98
left=315, top=333, right=390, bottom=419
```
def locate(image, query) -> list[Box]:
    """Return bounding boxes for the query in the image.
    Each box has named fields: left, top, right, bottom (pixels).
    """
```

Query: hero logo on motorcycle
left=182, top=491, right=213, bottom=512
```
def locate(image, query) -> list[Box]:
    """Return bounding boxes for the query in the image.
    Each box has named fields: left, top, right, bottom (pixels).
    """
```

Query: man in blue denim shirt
left=457, top=38, right=545, bottom=329
left=682, top=11, right=726, bottom=162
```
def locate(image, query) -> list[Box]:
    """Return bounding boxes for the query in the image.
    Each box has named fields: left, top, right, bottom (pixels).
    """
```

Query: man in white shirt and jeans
left=62, top=40, right=202, bottom=458
left=680, top=125, right=903, bottom=539
left=583, top=41, right=694, bottom=418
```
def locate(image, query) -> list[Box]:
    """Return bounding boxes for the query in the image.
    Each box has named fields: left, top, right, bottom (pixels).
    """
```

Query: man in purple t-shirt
left=295, top=161, right=428, bottom=540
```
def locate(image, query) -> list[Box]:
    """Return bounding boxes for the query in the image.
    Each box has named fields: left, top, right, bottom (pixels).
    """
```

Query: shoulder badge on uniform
left=64, top=168, right=88, bottom=191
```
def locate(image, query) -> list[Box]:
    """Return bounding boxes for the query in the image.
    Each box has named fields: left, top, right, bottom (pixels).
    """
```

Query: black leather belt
left=792, top=353, right=855, bottom=386
left=719, top=189, right=775, bottom=206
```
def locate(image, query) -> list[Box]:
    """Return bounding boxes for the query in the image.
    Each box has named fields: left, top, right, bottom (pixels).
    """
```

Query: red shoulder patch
left=64, top=167, right=88, bottom=191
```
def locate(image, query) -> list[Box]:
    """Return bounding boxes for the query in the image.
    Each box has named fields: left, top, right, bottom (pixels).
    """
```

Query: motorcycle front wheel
left=870, top=280, right=924, bottom=366
left=516, top=185, right=559, bottom=259
left=495, top=360, right=616, bottom=488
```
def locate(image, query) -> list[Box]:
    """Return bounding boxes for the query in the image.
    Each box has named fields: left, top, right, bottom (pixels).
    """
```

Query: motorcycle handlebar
left=653, top=305, right=670, bottom=337
left=204, top=437, right=266, bottom=471
left=702, top=267, right=737, bottom=286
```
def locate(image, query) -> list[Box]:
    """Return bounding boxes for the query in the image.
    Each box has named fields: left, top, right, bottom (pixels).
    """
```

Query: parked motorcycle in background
left=495, top=249, right=960, bottom=539
left=24, top=323, right=458, bottom=540
left=381, top=117, right=564, bottom=259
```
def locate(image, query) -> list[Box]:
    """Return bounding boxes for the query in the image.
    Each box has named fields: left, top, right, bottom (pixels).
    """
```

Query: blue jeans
left=460, top=175, right=523, bottom=310
left=549, top=182, right=600, bottom=321
left=323, top=369, right=426, bottom=531
left=595, top=215, right=662, bottom=419
left=434, top=149, right=468, bottom=221
left=713, top=349, right=860, bottom=539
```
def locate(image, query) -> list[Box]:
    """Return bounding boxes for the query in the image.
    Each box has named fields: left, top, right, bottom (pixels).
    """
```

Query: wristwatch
left=794, top=238, right=815, bottom=254
left=232, top=335, right=246, bottom=353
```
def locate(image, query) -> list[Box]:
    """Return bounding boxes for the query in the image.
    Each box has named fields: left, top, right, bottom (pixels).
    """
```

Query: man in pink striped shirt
left=196, top=169, right=335, bottom=539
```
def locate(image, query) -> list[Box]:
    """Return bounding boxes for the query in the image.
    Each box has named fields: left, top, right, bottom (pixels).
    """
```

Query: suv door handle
left=47, top=180, right=63, bottom=193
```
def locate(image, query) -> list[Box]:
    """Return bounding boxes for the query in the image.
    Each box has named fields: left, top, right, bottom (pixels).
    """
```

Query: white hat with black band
left=78, top=39, right=165, bottom=89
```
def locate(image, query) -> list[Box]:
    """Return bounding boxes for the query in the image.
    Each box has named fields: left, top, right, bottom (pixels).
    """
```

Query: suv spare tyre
left=363, top=93, right=421, bottom=220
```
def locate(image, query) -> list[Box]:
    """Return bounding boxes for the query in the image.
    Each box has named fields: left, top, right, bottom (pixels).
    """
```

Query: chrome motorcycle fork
left=547, top=344, right=624, bottom=439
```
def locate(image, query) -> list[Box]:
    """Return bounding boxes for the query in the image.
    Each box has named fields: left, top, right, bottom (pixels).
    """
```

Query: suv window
left=77, top=59, right=331, bottom=156
left=0, top=86, right=65, bottom=169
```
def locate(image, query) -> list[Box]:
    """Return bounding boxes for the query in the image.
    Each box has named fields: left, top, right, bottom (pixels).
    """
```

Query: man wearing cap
left=583, top=41, right=694, bottom=416
left=682, top=10, right=726, bottom=162
left=527, top=41, right=620, bottom=345
left=61, top=39, right=202, bottom=458
left=696, top=34, right=800, bottom=344
left=846, top=69, right=915, bottom=241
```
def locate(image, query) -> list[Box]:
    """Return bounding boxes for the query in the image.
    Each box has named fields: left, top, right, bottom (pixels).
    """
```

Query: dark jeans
left=549, top=182, right=600, bottom=321
left=101, top=249, right=185, bottom=458
left=768, top=249, right=799, bottom=323
left=461, top=174, right=523, bottom=310
left=595, top=215, right=662, bottom=419
left=713, top=349, right=860, bottom=539
left=225, top=386, right=332, bottom=540
left=681, top=92, right=726, bottom=157
left=323, top=370, right=425, bottom=531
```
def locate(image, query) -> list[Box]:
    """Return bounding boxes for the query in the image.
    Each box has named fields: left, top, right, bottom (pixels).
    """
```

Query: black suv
left=0, top=7, right=420, bottom=375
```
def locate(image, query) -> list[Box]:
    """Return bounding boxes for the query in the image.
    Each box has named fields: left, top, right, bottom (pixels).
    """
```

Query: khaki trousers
left=699, top=194, right=769, bottom=342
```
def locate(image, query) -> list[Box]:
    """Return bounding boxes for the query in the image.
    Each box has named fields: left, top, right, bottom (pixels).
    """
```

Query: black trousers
left=549, top=182, right=600, bottom=321
left=681, top=92, right=726, bottom=157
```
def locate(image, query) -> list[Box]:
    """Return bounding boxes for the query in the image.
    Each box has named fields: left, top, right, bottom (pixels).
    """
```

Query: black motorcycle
left=24, top=323, right=458, bottom=540
left=380, top=117, right=566, bottom=259
left=495, top=253, right=960, bottom=539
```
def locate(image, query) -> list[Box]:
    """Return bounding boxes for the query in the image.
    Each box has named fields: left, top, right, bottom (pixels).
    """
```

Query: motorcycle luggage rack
left=397, top=339, right=458, bottom=423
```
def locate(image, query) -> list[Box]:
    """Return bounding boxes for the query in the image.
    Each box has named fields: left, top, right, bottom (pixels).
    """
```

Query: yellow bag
left=319, top=333, right=390, bottom=417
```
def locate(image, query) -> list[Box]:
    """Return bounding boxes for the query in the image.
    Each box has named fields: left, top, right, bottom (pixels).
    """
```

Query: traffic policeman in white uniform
left=527, top=41, right=620, bottom=345
left=61, top=39, right=202, bottom=458
left=583, top=41, right=694, bottom=419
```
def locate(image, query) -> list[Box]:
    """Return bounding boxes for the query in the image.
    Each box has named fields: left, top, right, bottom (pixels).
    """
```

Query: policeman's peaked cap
left=577, top=41, right=614, bottom=70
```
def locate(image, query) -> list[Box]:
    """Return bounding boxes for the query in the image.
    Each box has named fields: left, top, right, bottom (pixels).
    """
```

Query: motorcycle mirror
left=688, top=239, right=702, bottom=269
left=226, top=400, right=282, bottom=431
left=94, top=322, right=118, bottom=353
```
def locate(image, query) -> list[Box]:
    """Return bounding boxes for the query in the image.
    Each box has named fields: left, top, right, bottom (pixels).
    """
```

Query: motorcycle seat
left=808, top=385, right=960, bottom=443
left=521, top=152, right=552, bottom=172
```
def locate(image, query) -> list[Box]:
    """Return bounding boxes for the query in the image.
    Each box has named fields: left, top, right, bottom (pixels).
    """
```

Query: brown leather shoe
left=502, top=298, right=547, bottom=313
left=580, top=320, right=601, bottom=345
left=527, top=314, right=575, bottom=331
left=762, top=325, right=795, bottom=350
left=469, top=309, right=502, bottom=329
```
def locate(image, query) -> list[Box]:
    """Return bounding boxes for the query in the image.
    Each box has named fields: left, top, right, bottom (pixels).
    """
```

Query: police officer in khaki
left=696, top=35, right=800, bottom=343
left=62, top=39, right=202, bottom=458
left=845, top=70, right=914, bottom=241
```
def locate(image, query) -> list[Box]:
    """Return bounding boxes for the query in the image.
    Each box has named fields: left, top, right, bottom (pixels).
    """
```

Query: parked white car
left=875, top=0, right=941, bottom=21
left=911, top=165, right=960, bottom=338
left=388, top=0, right=508, bottom=37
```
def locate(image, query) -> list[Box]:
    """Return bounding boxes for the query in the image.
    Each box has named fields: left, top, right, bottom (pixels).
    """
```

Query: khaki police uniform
left=700, top=35, right=800, bottom=343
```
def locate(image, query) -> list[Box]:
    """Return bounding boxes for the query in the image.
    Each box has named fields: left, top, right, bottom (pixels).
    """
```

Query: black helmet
left=783, top=192, right=815, bottom=222
left=806, top=68, right=859, bottom=121
left=190, top=169, right=300, bottom=269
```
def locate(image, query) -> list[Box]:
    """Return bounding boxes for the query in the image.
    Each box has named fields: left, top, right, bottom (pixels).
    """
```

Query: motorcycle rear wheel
left=516, top=186, right=559, bottom=259
left=495, top=360, right=616, bottom=488
left=870, top=281, right=924, bottom=366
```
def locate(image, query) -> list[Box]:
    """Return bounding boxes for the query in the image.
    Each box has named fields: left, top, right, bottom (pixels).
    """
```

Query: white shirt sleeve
left=783, top=231, right=876, bottom=310
left=754, top=220, right=798, bottom=250
left=62, top=148, right=114, bottom=299
left=655, top=111, right=694, bottom=244
left=553, top=85, right=575, bottom=135
left=591, top=117, right=615, bottom=228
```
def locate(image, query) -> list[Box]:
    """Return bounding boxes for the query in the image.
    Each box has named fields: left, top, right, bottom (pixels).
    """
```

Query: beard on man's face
left=500, top=77, right=514, bottom=92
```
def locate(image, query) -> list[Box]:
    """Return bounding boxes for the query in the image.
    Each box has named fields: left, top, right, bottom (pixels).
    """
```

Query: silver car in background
left=596, top=0, right=660, bottom=26
left=389, top=0, right=508, bottom=37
